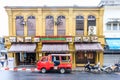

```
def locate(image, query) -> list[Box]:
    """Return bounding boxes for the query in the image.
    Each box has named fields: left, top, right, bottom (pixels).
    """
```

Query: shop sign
left=9, top=37, right=16, bottom=42
left=91, top=36, right=98, bottom=42
left=25, top=37, right=31, bottom=42
left=75, top=37, right=82, bottom=42
left=83, top=36, right=90, bottom=42
left=40, top=38, right=66, bottom=41
left=17, top=37, right=24, bottom=42
left=34, top=38, right=40, bottom=42
left=66, top=37, right=72, bottom=42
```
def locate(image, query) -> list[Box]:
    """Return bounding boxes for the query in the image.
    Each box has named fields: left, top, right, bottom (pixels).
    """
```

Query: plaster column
left=24, top=17, right=27, bottom=36
left=99, top=16, right=103, bottom=36
left=9, top=15, right=13, bottom=36
left=42, top=17, right=45, bottom=36
left=12, top=17, right=16, bottom=36
left=68, top=8, right=73, bottom=36
left=37, top=8, right=42, bottom=36
left=96, top=18, right=99, bottom=35
left=84, top=17, right=87, bottom=36
left=99, top=52, right=103, bottom=66
left=54, top=17, right=57, bottom=36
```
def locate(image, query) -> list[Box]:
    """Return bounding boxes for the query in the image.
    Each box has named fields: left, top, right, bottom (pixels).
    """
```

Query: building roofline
left=4, top=6, right=101, bottom=9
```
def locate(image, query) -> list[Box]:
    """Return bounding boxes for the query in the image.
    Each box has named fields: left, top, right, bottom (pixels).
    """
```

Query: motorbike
left=100, top=65, right=113, bottom=73
left=112, top=63, right=120, bottom=72
left=84, top=62, right=113, bottom=73
left=84, top=62, right=101, bottom=73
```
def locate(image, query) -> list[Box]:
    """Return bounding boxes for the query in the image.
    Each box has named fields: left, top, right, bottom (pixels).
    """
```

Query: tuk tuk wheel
left=60, top=68, right=65, bottom=74
left=41, top=68, right=46, bottom=73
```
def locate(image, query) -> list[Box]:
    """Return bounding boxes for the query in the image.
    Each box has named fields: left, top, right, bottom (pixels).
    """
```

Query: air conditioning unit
left=88, top=26, right=96, bottom=35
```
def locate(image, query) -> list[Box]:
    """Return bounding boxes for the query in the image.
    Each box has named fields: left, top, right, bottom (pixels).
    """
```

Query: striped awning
left=9, top=44, right=36, bottom=52
left=42, top=44, right=69, bottom=52
left=106, top=38, right=120, bottom=50
left=75, top=43, right=103, bottom=51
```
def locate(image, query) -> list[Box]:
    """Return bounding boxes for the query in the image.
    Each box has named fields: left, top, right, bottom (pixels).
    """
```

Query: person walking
left=0, top=53, right=5, bottom=67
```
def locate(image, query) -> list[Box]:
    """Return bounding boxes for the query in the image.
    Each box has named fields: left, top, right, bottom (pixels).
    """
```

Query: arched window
left=76, top=16, right=84, bottom=35
left=57, top=15, right=65, bottom=35
left=87, top=15, right=96, bottom=35
left=27, top=16, right=36, bottom=36
left=45, top=16, right=54, bottom=36
left=16, top=16, right=24, bottom=36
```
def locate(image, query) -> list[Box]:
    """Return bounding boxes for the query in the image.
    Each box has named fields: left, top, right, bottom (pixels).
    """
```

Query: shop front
left=41, top=43, right=69, bottom=55
left=8, top=43, right=36, bottom=66
left=75, top=43, right=103, bottom=66
left=104, top=38, right=120, bottom=65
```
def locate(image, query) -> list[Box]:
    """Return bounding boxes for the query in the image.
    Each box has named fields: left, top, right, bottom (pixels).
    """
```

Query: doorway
left=16, top=52, right=36, bottom=65
left=76, top=51, right=96, bottom=64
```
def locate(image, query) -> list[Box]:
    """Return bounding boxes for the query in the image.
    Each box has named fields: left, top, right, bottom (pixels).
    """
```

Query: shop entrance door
left=17, top=52, right=36, bottom=65
left=76, top=51, right=96, bottom=65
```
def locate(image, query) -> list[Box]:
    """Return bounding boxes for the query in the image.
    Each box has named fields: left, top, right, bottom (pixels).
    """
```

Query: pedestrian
left=0, top=53, right=5, bottom=67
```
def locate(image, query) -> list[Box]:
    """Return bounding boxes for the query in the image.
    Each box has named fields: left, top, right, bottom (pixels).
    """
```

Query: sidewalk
left=72, top=67, right=84, bottom=72
left=0, top=66, right=84, bottom=72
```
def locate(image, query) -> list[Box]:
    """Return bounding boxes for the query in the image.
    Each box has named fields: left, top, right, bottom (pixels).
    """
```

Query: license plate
left=54, top=66, right=58, bottom=70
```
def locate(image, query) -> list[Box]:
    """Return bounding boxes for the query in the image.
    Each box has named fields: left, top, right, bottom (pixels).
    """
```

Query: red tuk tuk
left=37, top=54, right=72, bottom=74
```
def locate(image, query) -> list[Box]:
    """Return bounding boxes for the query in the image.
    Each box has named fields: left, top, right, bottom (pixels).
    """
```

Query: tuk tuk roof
left=50, top=54, right=71, bottom=56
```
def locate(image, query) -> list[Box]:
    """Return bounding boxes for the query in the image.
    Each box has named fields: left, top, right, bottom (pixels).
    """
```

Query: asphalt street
left=0, top=70, right=120, bottom=80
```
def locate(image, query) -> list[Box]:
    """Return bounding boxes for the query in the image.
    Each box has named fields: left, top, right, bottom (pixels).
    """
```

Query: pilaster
left=84, top=16, right=87, bottom=36
left=24, top=17, right=27, bottom=36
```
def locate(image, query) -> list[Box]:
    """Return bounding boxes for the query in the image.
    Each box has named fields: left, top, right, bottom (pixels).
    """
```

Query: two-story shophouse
left=4, top=6, right=104, bottom=68
left=99, top=0, right=120, bottom=65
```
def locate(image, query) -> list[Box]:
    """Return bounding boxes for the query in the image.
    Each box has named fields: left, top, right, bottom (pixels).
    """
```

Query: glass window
left=106, top=24, right=111, bottom=30
left=87, top=15, right=96, bottom=35
left=87, top=53, right=93, bottom=59
left=113, top=24, right=117, bottom=30
left=46, top=16, right=54, bottom=36
left=16, top=16, right=24, bottom=36
left=119, top=24, right=120, bottom=30
left=76, top=16, right=84, bottom=35
left=61, top=56, right=70, bottom=62
left=27, top=16, right=36, bottom=36
left=57, top=15, right=66, bottom=36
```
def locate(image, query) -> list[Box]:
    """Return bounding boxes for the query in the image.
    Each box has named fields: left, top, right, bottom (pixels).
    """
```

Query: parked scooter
left=114, top=63, right=120, bottom=72
left=84, top=62, right=101, bottom=73
left=100, top=65, right=113, bottom=73
left=84, top=62, right=113, bottom=73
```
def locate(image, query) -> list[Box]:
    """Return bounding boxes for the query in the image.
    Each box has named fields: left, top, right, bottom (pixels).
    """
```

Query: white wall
left=103, top=6, right=120, bottom=38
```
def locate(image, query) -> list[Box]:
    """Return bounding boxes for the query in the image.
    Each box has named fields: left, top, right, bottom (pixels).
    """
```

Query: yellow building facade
left=4, top=6, right=104, bottom=68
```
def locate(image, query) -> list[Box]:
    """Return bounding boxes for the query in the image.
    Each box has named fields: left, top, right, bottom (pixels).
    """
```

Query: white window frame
left=106, top=24, right=111, bottom=30
left=113, top=23, right=118, bottom=31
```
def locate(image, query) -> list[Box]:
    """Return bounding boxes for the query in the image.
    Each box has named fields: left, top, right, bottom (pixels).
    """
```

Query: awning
left=75, top=43, right=103, bottom=51
left=42, top=44, right=69, bottom=52
left=9, top=44, right=36, bottom=52
left=106, top=38, right=120, bottom=50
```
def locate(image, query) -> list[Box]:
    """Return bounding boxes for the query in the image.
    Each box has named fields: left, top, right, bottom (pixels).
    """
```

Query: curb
left=72, top=69, right=84, bottom=72
left=0, top=67, right=84, bottom=72
left=0, top=67, right=40, bottom=72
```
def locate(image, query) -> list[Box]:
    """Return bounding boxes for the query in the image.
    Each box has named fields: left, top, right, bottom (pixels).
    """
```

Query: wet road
left=0, top=70, right=120, bottom=80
